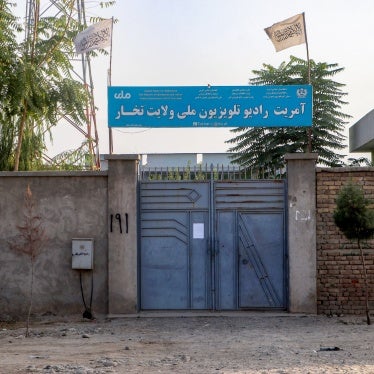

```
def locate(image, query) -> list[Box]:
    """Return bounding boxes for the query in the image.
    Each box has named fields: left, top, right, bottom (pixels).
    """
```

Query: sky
left=17, top=0, right=374, bottom=159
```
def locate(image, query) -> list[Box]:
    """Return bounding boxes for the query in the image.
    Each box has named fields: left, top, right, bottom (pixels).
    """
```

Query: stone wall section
left=316, top=167, right=374, bottom=315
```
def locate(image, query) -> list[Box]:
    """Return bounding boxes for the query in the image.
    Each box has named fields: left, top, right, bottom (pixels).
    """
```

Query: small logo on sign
left=296, top=88, right=308, bottom=98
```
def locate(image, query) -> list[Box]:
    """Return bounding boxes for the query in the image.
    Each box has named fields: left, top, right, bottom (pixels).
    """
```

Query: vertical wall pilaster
left=285, top=153, right=318, bottom=313
left=106, top=155, right=140, bottom=314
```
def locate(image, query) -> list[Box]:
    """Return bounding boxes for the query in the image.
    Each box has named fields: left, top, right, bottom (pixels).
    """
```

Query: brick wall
left=316, top=167, right=374, bottom=315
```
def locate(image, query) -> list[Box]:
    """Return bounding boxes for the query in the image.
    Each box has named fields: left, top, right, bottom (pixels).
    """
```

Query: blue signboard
left=108, top=85, right=312, bottom=128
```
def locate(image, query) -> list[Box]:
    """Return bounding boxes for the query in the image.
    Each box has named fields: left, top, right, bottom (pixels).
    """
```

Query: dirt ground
left=0, top=312, right=373, bottom=374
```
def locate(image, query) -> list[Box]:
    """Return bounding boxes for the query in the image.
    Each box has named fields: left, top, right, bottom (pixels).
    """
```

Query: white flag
left=265, top=14, right=306, bottom=52
left=74, top=19, right=113, bottom=54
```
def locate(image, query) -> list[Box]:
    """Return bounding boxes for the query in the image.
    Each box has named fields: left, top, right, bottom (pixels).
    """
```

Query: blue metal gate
left=140, top=180, right=286, bottom=310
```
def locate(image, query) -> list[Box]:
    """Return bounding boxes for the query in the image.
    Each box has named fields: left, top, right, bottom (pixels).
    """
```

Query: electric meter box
left=72, top=238, right=94, bottom=270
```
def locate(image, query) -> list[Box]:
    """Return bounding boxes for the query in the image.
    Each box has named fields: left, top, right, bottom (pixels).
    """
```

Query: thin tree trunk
left=26, top=257, right=35, bottom=337
left=358, top=239, right=371, bottom=325
left=13, top=106, right=28, bottom=171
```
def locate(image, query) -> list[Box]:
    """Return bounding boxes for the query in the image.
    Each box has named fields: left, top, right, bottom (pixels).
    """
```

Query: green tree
left=227, top=56, right=350, bottom=169
left=0, top=0, right=115, bottom=171
left=333, top=182, right=374, bottom=325
left=0, top=0, right=21, bottom=170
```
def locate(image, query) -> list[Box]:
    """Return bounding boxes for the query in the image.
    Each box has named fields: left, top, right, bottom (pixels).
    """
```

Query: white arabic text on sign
left=108, top=85, right=313, bottom=128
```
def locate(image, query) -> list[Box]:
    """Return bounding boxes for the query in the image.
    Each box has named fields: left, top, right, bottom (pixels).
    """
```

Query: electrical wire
left=79, top=270, right=94, bottom=319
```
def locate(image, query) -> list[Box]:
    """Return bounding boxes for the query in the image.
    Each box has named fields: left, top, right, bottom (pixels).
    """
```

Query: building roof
left=349, top=109, right=374, bottom=153
left=142, top=153, right=233, bottom=167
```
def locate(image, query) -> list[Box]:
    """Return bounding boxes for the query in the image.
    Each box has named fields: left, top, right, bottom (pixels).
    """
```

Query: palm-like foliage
left=0, top=0, right=21, bottom=170
left=13, top=1, right=90, bottom=171
left=227, top=56, right=350, bottom=168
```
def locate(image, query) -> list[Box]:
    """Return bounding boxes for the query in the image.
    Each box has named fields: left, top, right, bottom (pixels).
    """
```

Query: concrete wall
left=107, top=155, right=139, bottom=315
left=0, top=172, right=108, bottom=319
left=285, top=153, right=318, bottom=314
left=0, top=155, right=140, bottom=320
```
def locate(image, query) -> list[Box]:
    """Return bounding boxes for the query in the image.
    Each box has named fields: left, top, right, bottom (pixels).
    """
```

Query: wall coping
left=317, top=166, right=374, bottom=173
left=0, top=171, right=108, bottom=177
left=285, top=153, right=318, bottom=161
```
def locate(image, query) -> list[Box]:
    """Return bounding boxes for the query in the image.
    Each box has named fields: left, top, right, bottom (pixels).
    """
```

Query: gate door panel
left=140, top=179, right=286, bottom=310
left=140, top=182, right=211, bottom=310
left=215, top=211, right=238, bottom=310
left=141, top=211, right=189, bottom=309
left=215, top=181, right=286, bottom=310
left=238, top=212, right=285, bottom=308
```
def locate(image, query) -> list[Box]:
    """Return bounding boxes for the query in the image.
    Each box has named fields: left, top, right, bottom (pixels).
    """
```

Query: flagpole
left=302, top=12, right=313, bottom=152
left=302, top=12, right=311, bottom=85
left=108, top=17, right=114, bottom=154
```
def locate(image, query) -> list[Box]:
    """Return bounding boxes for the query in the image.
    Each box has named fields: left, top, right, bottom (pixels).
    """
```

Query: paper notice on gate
left=193, top=223, right=204, bottom=239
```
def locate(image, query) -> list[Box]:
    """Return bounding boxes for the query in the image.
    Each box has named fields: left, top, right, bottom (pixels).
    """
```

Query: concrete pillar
left=285, top=153, right=318, bottom=314
left=106, top=155, right=140, bottom=314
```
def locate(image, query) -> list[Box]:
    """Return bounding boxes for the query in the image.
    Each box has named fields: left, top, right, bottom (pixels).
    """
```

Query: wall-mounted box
left=72, top=238, right=94, bottom=270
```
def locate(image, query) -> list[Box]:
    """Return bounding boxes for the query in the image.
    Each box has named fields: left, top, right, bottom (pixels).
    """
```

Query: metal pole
left=302, top=12, right=313, bottom=153
left=108, top=17, right=114, bottom=154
